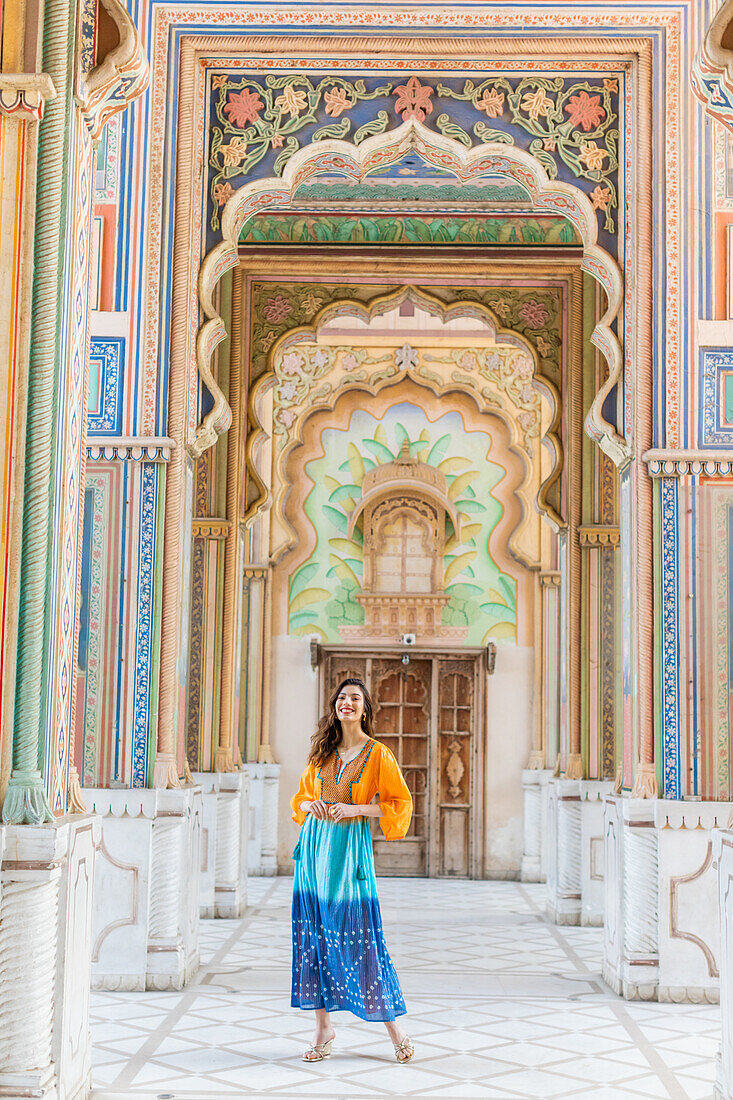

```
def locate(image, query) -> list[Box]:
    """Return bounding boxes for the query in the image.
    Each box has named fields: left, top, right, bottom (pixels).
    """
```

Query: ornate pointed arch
left=197, top=117, right=625, bottom=463
left=247, top=285, right=559, bottom=571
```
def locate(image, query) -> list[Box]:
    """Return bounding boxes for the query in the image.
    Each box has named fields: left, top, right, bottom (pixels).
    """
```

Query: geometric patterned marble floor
left=90, top=876, right=720, bottom=1100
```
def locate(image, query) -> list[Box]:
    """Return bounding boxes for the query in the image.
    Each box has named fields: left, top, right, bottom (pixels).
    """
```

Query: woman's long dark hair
left=308, top=677, right=375, bottom=764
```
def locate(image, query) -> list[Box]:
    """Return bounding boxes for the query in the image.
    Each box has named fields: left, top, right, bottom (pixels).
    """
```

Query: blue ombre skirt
left=291, top=814, right=406, bottom=1021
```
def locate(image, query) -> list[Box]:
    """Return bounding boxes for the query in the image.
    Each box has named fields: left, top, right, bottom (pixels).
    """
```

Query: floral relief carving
left=251, top=282, right=562, bottom=391
left=208, top=73, right=620, bottom=232
left=209, top=76, right=392, bottom=228
left=271, top=339, right=542, bottom=454
left=446, top=738, right=465, bottom=800
left=437, top=77, right=619, bottom=230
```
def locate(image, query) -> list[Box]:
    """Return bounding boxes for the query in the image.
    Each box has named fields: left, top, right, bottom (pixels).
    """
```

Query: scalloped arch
left=248, top=285, right=560, bottom=571
left=196, top=117, right=626, bottom=463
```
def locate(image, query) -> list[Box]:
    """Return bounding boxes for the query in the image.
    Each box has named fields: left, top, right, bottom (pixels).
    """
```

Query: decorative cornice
left=579, top=524, right=620, bottom=548
left=692, top=0, right=733, bottom=132
left=643, top=449, right=733, bottom=477
left=243, top=565, right=268, bottom=579
left=87, top=436, right=175, bottom=462
left=539, top=570, right=561, bottom=588
left=191, top=518, right=231, bottom=539
left=0, top=74, right=56, bottom=122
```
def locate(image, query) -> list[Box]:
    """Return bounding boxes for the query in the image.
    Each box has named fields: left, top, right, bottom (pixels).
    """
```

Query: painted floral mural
left=288, top=405, right=517, bottom=646
left=208, top=72, right=620, bottom=245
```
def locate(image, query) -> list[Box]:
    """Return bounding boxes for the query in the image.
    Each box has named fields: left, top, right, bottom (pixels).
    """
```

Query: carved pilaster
left=546, top=779, right=582, bottom=925
left=520, top=769, right=542, bottom=882
left=579, top=524, right=621, bottom=548
left=260, top=765, right=280, bottom=876
left=621, top=810, right=659, bottom=999
left=215, top=789, right=240, bottom=889
left=0, top=865, right=59, bottom=1093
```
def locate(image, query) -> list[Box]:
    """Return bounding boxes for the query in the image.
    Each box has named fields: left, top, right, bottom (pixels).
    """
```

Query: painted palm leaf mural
left=288, top=406, right=517, bottom=645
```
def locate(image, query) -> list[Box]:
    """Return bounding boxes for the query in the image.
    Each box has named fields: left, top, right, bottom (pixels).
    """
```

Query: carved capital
left=564, top=752, right=583, bottom=780
left=152, top=753, right=181, bottom=790
left=631, top=761, right=658, bottom=799
left=87, top=436, right=174, bottom=462
left=643, top=449, right=733, bottom=478
left=579, top=524, right=620, bottom=548
left=525, top=749, right=545, bottom=770
left=0, top=73, right=56, bottom=122
left=214, top=748, right=236, bottom=774
left=192, top=518, right=231, bottom=540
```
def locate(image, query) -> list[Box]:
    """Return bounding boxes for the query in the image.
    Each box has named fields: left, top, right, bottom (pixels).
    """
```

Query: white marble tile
left=90, top=877, right=720, bottom=1099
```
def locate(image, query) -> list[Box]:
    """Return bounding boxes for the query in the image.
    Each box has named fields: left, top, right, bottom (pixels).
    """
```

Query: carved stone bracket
left=693, top=0, right=733, bottom=133
left=75, top=0, right=150, bottom=141
left=579, top=524, right=620, bottom=548
left=0, top=74, right=56, bottom=122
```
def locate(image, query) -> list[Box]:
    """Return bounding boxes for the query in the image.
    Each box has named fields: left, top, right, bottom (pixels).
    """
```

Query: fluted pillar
left=0, top=861, right=59, bottom=1093
left=146, top=788, right=202, bottom=990
left=0, top=816, right=99, bottom=1098
left=622, top=810, right=659, bottom=999
left=546, top=778, right=582, bottom=924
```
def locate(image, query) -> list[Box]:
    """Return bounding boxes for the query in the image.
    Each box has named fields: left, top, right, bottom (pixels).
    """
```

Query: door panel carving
left=371, top=660, right=430, bottom=873
left=437, top=665, right=474, bottom=877
left=319, top=650, right=481, bottom=877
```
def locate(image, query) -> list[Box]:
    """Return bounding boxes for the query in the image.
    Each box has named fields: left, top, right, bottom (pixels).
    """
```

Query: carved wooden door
left=433, top=659, right=476, bottom=877
left=370, top=658, right=431, bottom=876
left=320, top=651, right=482, bottom=878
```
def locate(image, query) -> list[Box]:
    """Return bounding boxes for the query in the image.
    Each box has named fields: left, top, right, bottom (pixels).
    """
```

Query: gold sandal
left=394, top=1035, right=414, bottom=1063
left=302, top=1036, right=335, bottom=1062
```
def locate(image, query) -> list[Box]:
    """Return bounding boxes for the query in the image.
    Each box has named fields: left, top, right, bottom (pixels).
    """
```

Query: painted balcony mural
left=287, top=406, right=518, bottom=647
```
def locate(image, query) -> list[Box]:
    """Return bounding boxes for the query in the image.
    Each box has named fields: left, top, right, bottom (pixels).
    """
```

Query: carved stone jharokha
left=82, top=788, right=202, bottom=991
left=195, top=771, right=249, bottom=917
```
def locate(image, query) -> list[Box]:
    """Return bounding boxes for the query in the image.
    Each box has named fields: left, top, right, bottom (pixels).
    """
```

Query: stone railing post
left=260, top=764, right=281, bottom=875
left=520, top=769, right=542, bottom=881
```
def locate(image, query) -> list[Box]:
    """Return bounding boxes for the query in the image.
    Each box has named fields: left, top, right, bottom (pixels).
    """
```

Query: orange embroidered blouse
left=290, top=739, right=412, bottom=841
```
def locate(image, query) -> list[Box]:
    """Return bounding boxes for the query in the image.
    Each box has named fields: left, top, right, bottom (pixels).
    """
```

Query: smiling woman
left=290, top=676, right=415, bottom=1064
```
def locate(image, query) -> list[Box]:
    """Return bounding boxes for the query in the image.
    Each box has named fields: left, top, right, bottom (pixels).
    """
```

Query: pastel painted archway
left=196, top=117, right=626, bottom=465
left=247, top=286, right=559, bottom=573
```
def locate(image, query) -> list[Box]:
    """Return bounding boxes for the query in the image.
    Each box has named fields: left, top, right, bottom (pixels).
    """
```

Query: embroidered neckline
left=335, top=738, right=371, bottom=781
left=318, top=738, right=375, bottom=804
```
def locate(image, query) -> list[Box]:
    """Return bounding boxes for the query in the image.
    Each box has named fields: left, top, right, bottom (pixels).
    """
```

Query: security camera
left=401, top=633, right=416, bottom=646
